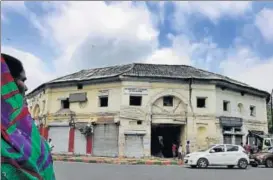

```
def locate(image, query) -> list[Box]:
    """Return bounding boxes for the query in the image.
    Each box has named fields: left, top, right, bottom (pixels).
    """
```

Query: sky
left=1, top=1, right=273, bottom=93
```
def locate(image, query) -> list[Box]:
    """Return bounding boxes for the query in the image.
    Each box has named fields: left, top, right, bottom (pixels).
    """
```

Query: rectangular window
left=130, top=96, right=142, bottom=106
left=163, top=96, right=173, bottom=106
left=250, top=106, right=256, bottom=116
left=223, top=101, right=230, bottom=112
left=137, top=120, right=142, bottom=125
left=197, top=97, right=206, bottom=108
left=61, top=98, right=70, bottom=109
left=99, top=96, right=108, bottom=107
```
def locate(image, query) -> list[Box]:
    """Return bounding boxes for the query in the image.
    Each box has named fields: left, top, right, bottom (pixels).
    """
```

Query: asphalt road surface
left=54, top=161, right=272, bottom=180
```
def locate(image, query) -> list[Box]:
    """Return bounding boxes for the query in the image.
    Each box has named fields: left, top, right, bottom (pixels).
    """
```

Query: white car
left=184, top=144, right=249, bottom=169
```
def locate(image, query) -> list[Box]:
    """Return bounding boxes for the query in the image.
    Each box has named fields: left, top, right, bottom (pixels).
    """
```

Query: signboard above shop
left=98, top=89, right=109, bottom=96
left=124, top=87, right=148, bottom=95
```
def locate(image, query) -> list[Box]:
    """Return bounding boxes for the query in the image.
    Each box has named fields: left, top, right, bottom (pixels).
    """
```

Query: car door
left=207, top=145, right=226, bottom=165
left=225, top=145, right=240, bottom=164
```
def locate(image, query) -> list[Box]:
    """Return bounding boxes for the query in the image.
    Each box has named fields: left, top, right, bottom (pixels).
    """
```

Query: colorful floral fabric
left=1, top=56, right=55, bottom=179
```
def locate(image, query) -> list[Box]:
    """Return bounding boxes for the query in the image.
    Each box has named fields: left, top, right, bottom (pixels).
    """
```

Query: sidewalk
left=53, top=154, right=184, bottom=166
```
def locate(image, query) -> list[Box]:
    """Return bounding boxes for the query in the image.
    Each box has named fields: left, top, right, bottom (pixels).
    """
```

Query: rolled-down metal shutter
left=235, top=135, right=243, bottom=145
left=49, top=126, right=69, bottom=154
left=223, top=134, right=232, bottom=144
left=74, top=130, right=86, bottom=155
left=124, top=135, right=144, bottom=158
left=93, top=124, right=118, bottom=157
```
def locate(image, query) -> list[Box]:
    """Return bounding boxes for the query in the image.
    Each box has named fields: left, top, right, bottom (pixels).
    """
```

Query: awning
left=219, top=116, right=243, bottom=127
left=124, top=130, right=146, bottom=135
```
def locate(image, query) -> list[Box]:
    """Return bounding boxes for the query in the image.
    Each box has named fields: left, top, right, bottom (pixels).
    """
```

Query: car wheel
left=265, top=159, right=273, bottom=168
left=197, top=158, right=209, bottom=168
left=238, top=158, right=248, bottom=169
left=227, top=165, right=234, bottom=169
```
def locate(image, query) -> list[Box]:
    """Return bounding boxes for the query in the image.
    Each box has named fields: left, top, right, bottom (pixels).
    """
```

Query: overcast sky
left=1, top=1, right=273, bottom=93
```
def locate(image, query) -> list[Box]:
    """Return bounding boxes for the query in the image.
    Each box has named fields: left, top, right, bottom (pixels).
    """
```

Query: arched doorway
left=149, top=91, right=188, bottom=158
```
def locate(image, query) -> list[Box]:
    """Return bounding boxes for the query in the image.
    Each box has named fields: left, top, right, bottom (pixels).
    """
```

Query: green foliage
left=267, top=104, right=273, bottom=134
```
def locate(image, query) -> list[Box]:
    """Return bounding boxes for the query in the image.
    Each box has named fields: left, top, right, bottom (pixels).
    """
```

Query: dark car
left=250, top=147, right=273, bottom=168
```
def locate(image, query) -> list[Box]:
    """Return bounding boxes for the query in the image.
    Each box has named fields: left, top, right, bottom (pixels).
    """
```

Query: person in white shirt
left=178, top=145, right=183, bottom=160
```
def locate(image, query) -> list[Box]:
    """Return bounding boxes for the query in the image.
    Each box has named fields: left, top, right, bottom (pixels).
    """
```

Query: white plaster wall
left=215, top=88, right=267, bottom=122
left=118, top=117, right=151, bottom=157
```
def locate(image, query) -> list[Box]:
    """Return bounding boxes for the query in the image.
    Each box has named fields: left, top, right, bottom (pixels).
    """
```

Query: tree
left=267, top=102, right=273, bottom=134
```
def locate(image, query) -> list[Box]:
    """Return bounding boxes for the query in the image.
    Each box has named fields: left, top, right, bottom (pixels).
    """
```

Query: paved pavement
left=53, top=154, right=183, bottom=166
left=54, top=161, right=272, bottom=180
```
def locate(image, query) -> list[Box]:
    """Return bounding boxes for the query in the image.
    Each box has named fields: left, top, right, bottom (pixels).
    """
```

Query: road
left=54, top=161, right=272, bottom=180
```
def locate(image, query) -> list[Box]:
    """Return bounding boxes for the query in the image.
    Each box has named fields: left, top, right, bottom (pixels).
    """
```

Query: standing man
left=172, top=143, right=177, bottom=159
left=186, top=141, right=190, bottom=155
left=243, top=142, right=251, bottom=154
left=178, top=144, right=183, bottom=160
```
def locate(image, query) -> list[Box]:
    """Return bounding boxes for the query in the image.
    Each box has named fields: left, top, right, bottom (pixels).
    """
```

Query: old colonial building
left=27, top=63, right=270, bottom=158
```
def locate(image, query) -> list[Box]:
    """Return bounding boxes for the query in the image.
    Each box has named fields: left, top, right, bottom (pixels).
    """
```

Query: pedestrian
left=178, top=145, right=183, bottom=160
left=186, top=141, right=190, bottom=154
left=1, top=54, right=56, bottom=179
left=243, top=142, right=251, bottom=154
left=172, top=143, right=177, bottom=159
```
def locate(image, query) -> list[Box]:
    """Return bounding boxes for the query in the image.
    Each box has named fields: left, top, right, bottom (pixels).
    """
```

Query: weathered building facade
left=27, top=63, right=270, bottom=158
